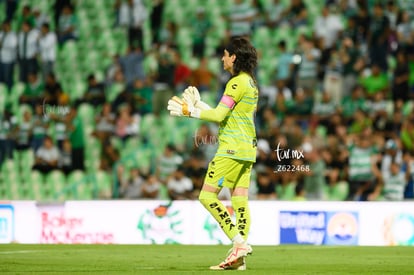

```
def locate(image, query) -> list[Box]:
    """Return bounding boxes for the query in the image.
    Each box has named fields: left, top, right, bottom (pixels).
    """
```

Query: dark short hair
left=373, top=2, right=384, bottom=9
left=176, top=165, right=185, bottom=173
left=22, top=20, right=32, bottom=27
left=166, top=143, right=176, bottom=151
left=87, top=74, right=95, bottom=81
left=42, top=22, right=50, bottom=29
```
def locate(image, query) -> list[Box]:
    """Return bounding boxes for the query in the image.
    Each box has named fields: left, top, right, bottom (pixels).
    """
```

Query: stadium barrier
left=0, top=200, right=413, bottom=246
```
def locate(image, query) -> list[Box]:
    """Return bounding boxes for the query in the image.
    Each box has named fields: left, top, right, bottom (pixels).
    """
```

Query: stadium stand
left=0, top=0, right=414, bottom=202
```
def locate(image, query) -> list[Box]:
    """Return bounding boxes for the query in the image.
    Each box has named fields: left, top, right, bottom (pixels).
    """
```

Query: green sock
left=231, top=196, right=250, bottom=241
left=199, top=190, right=239, bottom=240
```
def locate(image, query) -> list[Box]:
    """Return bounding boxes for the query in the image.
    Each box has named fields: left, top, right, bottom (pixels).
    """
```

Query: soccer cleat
left=235, top=257, right=246, bottom=270
left=223, top=242, right=252, bottom=266
left=209, top=257, right=246, bottom=270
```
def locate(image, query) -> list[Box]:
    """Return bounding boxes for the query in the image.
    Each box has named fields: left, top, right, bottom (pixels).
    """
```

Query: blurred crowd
left=1, top=0, right=414, bottom=202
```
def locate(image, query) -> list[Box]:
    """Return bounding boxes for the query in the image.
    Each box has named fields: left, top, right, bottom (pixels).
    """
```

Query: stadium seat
left=253, top=26, right=272, bottom=50
left=120, top=143, right=152, bottom=171
left=78, top=103, right=95, bottom=126
left=8, top=82, right=25, bottom=113
left=65, top=170, right=89, bottom=200
left=84, top=137, right=101, bottom=173
left=106, top=82, right=125, bottom=102
left=19, top=150, right=35, bottom=182
left=45, top=170, right=67, bottom=197
left=85, top=137, right=101, bottom=161
left=94, top=70, right=105, bottom=83
left=199, top=91, right=216, bottom=108
left=69, top=80, right=87, bottom=101
left=9, top=182, right=21, bottom=199
left=1, top=158, right=17, bottom=175
left=75, top=181, right=93, bottom=200
left=31, top=181, right=44, bottom=201
left=67, top=170, right=87, bottom=185
left=96, top=30, right=114, bottom=50
left=140, top=114, right=162, bottom=144
left=19, top=182, right=34, bottom=200
left=143, top=53, right=159, bottom=75
left=110, top=136, right=124, bottom=152
left=93, top=170, right=112, bottom=199
left=3, top=169, right=21, bottom=199
left=80, top=51, right=101, bottom=73
left=122, top=137, right=142, bottom=153
left=0, top=179, right=7, bottom=199
left=403, top=101, right=413, bottom=116
left=176, top=27, right=193, bottom=53
left=20, top=148, right=34, bottom=165
left=112, top=28, right=128, bottom=54
left=84, top=157, right=100, bottom=174
left=29, top=170, right=46, bottom=201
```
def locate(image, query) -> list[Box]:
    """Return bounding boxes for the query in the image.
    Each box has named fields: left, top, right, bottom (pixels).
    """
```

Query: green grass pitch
left=0, top=244, right=413, bottom=274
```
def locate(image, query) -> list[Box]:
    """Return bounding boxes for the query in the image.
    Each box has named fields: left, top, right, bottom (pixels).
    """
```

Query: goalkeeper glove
left=182, top=86, right=212, bottom=111
left=167, top=96, right=201, bottom=118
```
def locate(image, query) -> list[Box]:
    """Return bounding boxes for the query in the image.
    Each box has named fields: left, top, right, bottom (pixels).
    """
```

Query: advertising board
left=2, top=200, right=413, bottom=246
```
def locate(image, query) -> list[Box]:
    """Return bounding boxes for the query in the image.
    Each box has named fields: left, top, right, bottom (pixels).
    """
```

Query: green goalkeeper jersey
left=200, top=72, right=258, bottom=162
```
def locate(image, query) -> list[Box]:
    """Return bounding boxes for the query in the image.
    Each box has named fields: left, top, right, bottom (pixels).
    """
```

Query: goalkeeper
left=168, top=37, right=258, bottom=270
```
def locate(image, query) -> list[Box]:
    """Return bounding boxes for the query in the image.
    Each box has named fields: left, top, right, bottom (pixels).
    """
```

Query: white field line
left=0, top=250, right=43, bottom=254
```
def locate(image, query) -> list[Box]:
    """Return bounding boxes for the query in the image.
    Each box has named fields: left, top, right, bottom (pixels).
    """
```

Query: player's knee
left=231, top=195, right=248, bottom=203
left=232, top=187, right=249, bottom=197
left=198, top=190, right=216, bottom=207
left=198, top=191, right=208, bottom=206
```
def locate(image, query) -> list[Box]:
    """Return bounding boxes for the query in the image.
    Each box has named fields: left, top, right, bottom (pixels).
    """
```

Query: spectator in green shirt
left=339, top=85, right=367, bottom=123
left=67, top=105, right=85, bottom=171
left=287, top=88, right=314, bottom=121
left=191, top=8, right=211, bottom=58
left=16, top=5, right=35, bottom=31
left=349, top=109, right=372, bottom=135
left=358, top=63, right=389, bottom=99
left=132, top=78, right=153, bottom=115
left=19, top=73, right=45, bottom=108
left=401, top=116, right=414, bottom=153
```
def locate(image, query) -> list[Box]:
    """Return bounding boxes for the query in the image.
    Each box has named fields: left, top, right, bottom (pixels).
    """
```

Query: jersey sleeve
left=223, top=77, right=245, bottom=104
left=199, top=104, right=231, bottom=123
left=198, top=75, right=247, bottom=123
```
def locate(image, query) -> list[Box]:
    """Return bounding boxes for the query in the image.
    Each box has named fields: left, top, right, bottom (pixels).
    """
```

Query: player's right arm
left=167, top=77, right=243, bottom=120
left=198, top=97, right=232, bottom=123
left=199, top=77, right=244, bottom=122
